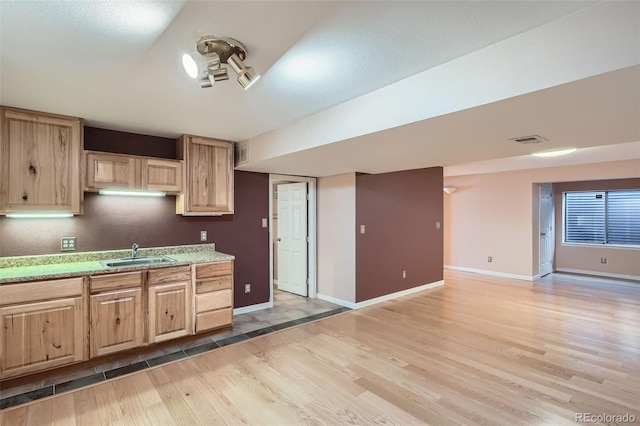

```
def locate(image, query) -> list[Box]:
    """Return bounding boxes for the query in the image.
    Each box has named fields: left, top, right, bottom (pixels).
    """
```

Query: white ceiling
left=1, top=1, right=639, bottom=177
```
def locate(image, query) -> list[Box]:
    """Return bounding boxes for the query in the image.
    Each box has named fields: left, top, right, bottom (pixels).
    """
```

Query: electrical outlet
left=436, top=221, right=441, bottom=230
left=360, top=225, right=366, bottom=234
left=200, top=230, right=207, bottom=242
left=601, top=257, right=607, bottom=264
left=244, top=283, right=251, bottom=293
left=61, top=237, right=76, bottom=251
left=262, top=218, right=268, bottom=228
left=488, top=256, right=492, bottom=263
left=402, top=270, right=406, bottom=279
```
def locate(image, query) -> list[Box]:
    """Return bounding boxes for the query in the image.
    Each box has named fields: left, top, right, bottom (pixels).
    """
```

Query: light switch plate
left=436, top=221, right=441, bottom=230
left=61, top=237, right=76, bottom=251
left=360, top=225, right=366, bottom=234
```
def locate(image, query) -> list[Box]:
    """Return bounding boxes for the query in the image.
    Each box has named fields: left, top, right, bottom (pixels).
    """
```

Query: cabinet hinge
left=306, top=236, right=309, bottom=243
left=306, top=278, right=309, bottom=285
left=306, top=193, right=309, bottom=200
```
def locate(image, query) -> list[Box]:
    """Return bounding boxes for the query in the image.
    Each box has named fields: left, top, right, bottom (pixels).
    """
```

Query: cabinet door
left=142, top=158, right=182, bottom=193
left=177, top=135, right=234, bottom=215
left=90, top=288, right=143, bottom=358
left=85, top=152, right=137, bottom=190
left=0, top=107, right=83, bottom=214
left=0, top=297, right=84, bottom=379
left=148, top=281, right=191, bottom=343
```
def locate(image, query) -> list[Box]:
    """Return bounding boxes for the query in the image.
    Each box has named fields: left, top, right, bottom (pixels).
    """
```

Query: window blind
left=564, top=190, right=640, bottom=246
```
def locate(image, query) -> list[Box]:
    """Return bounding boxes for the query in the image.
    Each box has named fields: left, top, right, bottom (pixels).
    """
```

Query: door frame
left=538, top=182, right=555, bottom=278
left=269, top=174, right=317, bottom=306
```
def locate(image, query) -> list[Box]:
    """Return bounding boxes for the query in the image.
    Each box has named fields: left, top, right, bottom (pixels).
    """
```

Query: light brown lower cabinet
left=90, top=287, right=144, bottom=358
left=194, top=261, right=234, bottom=333
left=0, top=297, right=84, bottom=379
left=148, top=281, right=192, bottom=343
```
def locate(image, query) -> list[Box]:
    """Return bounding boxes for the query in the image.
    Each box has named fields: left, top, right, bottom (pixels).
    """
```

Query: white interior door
left=539, top=183, right=555, bottom=277
left=277, top=182, right=308, bottom=296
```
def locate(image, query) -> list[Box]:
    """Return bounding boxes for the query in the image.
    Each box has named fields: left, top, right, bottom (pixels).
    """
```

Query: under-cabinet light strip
left=6, top=213, right=74, bottom=219
left=98, top=190, right=166, bottom=197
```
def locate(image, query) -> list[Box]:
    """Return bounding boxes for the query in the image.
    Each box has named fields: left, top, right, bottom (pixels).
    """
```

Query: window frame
left=562, top=189, right=640, bottom=249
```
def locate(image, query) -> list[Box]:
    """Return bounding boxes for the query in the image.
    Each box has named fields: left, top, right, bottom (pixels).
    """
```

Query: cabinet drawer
left=195, top=261, right=232, bottom=279
left=148, top=265, right=191, bottom=286
left=196, top=289, right=232, bottom=313
left=0, top=277, right=83, bottom=306
left=90, top=272, right=142, bottom=293
left=195, top=308, right=232, bottom=333
left=195, top=276, right=232, bottom=294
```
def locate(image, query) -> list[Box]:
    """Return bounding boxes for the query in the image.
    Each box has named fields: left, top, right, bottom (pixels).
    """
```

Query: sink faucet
left=131, top=243, right=139, bottom=258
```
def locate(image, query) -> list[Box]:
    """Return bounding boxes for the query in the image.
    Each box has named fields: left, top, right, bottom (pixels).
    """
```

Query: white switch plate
left=262, top=218, right=268, bottom=228
left=436, top=221, right=441, bottom=230
left=200, top=230, right=207, bottom=242
left=360, top=225, right=366, bottom=234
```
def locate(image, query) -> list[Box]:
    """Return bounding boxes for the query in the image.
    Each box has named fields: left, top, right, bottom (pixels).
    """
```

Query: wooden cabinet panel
left=148, top=265, right=191, bottom=285
left=84, top=151, right=183, bottom=193
left=195, top=261, right=233, bottom=279
left=85, top=152, right=136, bottom=190
left=0, top=277, right=83, bottom=306
left=142, top=158, right=182, bottom=192
left=148, top=281, right=191, bottom=343
left=90, top=288, right=143, bottom=358
left=195, top=308, right=232, bottom=333
left=195, top=289, right=231, bottom=313
left=195, top=276, right=232, bottom=294
left=90, top=272, right=142, bottom=293
left=177, top=135, right=234, bottom=215
left=0, top=107, right=83, bottom=214
left=0, top=297, right=84, bottom=379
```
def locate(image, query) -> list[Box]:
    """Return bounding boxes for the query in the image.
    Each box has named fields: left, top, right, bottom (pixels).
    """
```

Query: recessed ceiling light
left=182, top=53, right=198, bottom=79
left=531, top=148, right=577, bottom=157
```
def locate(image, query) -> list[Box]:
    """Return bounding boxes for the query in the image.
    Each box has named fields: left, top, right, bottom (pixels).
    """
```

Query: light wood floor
left=2, top=271, right=639, bottom=425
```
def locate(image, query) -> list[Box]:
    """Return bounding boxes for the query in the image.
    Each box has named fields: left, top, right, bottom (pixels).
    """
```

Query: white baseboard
left=316, top=293, right=356, bottom=309
left=445, top=265, right=535, bottom=281
left=555, top=268, right=640, bottom=282
left=354, top=280, right=444, bottom=309
left=233, top=301, right=272, bottom=315
left=317, top=280, right=444, bottom=310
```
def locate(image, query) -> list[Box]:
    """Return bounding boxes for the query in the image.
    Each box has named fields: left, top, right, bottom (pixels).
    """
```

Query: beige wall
left=317, top=173, right=356, bottom=303
left=444, top=159, right=640, bottom=279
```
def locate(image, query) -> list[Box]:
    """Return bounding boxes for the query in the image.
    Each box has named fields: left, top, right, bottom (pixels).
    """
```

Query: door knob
left=277, top=238, right=281, bottom=241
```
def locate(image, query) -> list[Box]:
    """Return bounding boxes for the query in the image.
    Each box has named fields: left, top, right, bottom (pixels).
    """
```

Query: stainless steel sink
left=100, top=256, right=176, bottom=268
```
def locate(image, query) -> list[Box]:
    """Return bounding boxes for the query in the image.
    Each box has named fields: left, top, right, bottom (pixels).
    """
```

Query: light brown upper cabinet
left=0, top=107, right=83, bottom=215
left=176, top=135, right=234, bottom=215
left=85, top=151, right=182, bottom=194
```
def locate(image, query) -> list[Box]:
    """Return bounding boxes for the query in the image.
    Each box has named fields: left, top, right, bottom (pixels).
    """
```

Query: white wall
left=317, top=173, right=356, bottom=304
left=444, top=159, right=640, bottom=280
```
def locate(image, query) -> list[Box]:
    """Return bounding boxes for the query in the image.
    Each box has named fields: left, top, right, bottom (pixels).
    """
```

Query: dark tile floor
left=0, top=290, right=348, bottom=410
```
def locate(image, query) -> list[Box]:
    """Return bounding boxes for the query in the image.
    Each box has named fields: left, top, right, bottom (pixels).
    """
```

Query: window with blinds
left=563, top=190, right=640, bottom=246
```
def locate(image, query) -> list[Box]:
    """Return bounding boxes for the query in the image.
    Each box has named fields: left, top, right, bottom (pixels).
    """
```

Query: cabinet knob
left=29, top=164, right=37, bottom=174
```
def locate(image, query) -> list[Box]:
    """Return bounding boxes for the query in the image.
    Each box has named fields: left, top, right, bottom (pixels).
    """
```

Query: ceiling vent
left=509, top=135, right=548, bottom=144
left=235, top=142, right=248, bottom=166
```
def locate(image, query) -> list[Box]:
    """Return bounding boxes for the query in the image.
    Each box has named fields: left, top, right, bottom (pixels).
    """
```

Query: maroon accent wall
left=355, top=167, right=443, bottom=302
left=0, top=126, right=270, bottom=308
left=84, top=127, right=177, bottom=159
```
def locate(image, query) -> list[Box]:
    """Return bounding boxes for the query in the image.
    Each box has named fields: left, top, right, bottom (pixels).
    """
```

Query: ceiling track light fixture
left=188, top=36, right=260, bottom=90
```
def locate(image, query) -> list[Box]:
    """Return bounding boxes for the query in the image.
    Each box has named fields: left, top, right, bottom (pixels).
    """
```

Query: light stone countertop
left=0, top=244, right=234, bottom=284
